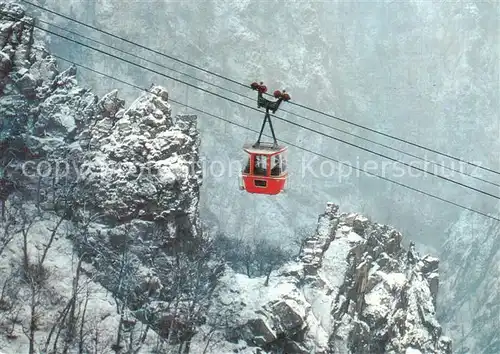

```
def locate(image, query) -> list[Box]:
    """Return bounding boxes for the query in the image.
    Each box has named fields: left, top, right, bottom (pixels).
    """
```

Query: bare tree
left=213, top=233, right=255, bottom=276
left=0, top=140, right=18, bottom=220
left=254, top=239, right=292, bottom=287
left=0, top=177, right=15, bottom=221
left=22, top=265, right=44, bottom=354
left=0, top=195, right=23, bottom=257
left=213, top=232, right=294, bottom=281
left=13, top=202, right=67, bottom=354
left=105, top=226, right=141, bottom=353
left=0, top=270, right=22, bottom=340
left=292, top=224, right=315, bottom=257
left=201, top=307, right=238, bottom=354
left=59, top=252, right=90, bottom=354
left=144, top=231, right=226, bottom=353
left=78, top=285, right=91, bottom=354
left=176, top=238, right=225, bottom=354
left=44, top=291, right=76, bottom=353
left=19, top=206, right=38, bottom=279
left=0, top=273, right=19, bottom=311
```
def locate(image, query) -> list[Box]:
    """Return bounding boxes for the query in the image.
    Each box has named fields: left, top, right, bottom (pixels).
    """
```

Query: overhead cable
left=32, top=15, right=500, bottom=189
left=19, top=0, right=500, bottom=177
left=51, top=54, right=500, bottom=223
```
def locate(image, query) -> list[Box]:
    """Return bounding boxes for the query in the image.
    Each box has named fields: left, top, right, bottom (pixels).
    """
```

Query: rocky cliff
left=0, top=1, right=203, bottom=244
left=189, top=203, right=452, bottom=354
left=1, top=3, right=218, bottom=352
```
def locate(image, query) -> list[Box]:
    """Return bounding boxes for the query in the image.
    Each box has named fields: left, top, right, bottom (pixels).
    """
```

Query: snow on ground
left=406, top=348, right=423, bottom=354
left=363, top=271, right=406, bottom=322
left=214, top=268, right=306, bottom=324
left=0, top=205, right=161, bottom=353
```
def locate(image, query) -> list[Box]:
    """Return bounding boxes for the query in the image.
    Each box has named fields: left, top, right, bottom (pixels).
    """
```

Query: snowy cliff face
left=438, top=210, right=500, bottom=354
left=66, top=86, right=220, bottom=354
left=0, top=1, right=96, bottom=192
left=190, top=203, right=452, bottom=354
left=79, top=87, right=201, bottom=226
left=1, top=4, right=215, bottom=352
left=0, top=2, right=202, bottom=240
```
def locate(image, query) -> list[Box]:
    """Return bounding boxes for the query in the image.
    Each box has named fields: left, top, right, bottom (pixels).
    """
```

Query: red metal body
left=240, top=143, right=288, bottom=195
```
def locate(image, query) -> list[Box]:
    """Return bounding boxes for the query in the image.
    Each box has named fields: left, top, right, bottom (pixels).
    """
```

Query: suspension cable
left=50, top=54, right=500, bottom=223
left=13, top=21, right=498, bottom=200
left=32, top=16, right=500, bottom=189
left=19, top=0, right=500, bottom=177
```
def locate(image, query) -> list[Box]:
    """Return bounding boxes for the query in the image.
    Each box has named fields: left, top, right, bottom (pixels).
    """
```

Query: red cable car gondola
left=240, top=82, right=290, bottom=195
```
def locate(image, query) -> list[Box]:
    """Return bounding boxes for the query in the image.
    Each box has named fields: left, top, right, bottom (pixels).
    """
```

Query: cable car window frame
left=253, top=154, right=268, bottom=176
left=269, top=151, right=287, bottom=176
left=270, top=154, right=281, bottom=176
left=280, top=150, right=287, bottom=173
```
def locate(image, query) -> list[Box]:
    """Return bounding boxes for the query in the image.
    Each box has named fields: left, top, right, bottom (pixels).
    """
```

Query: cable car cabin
left=240, top=80, right=291, bottom=195
left=240, top=142, right=288, bottom=195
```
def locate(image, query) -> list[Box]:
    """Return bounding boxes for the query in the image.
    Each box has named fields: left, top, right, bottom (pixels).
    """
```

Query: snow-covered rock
left=0, top=2, right=97, bottom=189
left=78, top=86, right=201, bottom=225
left=1, top=4, right=212, bottom=352
left=67, top=87, right=212, bottom=350
left=0, top=1, right=202, bottom=244
left=196, top=203, right=452, bottom=354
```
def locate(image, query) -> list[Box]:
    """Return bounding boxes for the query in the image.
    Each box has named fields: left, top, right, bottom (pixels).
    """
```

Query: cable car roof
left=243, top=142, right=287, bottom=155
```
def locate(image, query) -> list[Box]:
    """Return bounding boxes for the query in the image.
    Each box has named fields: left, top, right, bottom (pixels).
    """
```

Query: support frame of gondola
left=250, top=82, right=290, bottom=148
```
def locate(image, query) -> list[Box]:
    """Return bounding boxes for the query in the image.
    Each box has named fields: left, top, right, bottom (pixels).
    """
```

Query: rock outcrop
left=0, top=1, right=203, bottom=244
left=196, top=203, right=452, bottom=354
left=1, top=4, right=217, bottom=352
left=79, top=86, right=201, bottom=226
left=0, top=1, right=96, bottom=189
